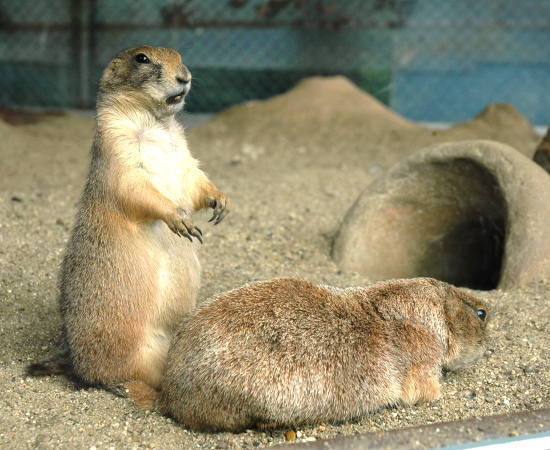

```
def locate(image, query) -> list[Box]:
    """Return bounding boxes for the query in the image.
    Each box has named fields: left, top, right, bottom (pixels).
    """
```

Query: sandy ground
left=0, top=77, right=548, bottom=449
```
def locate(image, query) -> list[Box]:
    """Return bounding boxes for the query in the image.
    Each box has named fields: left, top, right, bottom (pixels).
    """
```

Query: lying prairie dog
left=159, top=277, right=489, bottom=431
left=28, top=46, right=230, bottom=398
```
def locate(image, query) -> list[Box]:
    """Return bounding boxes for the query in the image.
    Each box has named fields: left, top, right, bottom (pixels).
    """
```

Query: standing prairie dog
left=159, top=277, right=489, bottom=431
left=29, top=46, right=229, bottom=396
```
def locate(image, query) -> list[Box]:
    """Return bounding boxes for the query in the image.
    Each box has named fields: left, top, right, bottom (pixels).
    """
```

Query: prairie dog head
left=99, top=45, right=192, bottom=117
left=443, top=286, right=490, bottom=371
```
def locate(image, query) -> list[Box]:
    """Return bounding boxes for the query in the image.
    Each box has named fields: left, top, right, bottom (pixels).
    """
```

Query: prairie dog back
left=159, top=277, right=489, bottom=431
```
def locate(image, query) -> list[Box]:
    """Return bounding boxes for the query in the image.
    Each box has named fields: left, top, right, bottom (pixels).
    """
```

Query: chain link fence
left=0, top=0, right=549, bottom=124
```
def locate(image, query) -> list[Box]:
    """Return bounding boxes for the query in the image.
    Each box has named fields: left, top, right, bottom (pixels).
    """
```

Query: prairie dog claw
left=167, top=209, right=203, bottom=244
left=208, top=195, right=230, bottom=225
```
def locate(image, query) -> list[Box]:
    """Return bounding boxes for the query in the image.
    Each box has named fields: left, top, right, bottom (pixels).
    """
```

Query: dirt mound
left=446, top=103, right=540, bottom=157
left=190, top=77, right=539, bottom=170
left=189, top=76, right=416, bottom=170
left=217, top=75, right=414, bottom=128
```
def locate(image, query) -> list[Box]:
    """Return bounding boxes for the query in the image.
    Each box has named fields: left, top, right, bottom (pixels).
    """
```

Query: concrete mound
left=333, top=140, right=550, bottom=290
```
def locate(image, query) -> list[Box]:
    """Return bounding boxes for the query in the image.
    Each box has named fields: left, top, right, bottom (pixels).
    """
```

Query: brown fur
left=534, top=126, right=550, bottom=173
left=158, top=277, right=489, bottom=431
left=28, top=46, right=229, bottom=394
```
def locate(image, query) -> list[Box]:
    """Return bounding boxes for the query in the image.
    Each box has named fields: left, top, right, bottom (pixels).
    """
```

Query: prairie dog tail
left=126, top=380, right=160, bottom=409
left=93, top=381, right=160, bottom=409
left=27, top=353, right=159, bottom=409
left=27, top=353, right=72, bottom=377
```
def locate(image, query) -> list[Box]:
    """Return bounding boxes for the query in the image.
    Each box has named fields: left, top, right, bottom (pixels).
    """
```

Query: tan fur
left=158, top=277, right=489, bottom=431
left=32, top=46, right=229, bottom=394
left=126, top=380, right=160, bottom=409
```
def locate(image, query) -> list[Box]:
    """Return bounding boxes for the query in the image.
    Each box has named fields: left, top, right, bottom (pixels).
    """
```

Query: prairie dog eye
left=135, top=53, right=150, bottom=64
left=476, top=309, right=487, bottom=321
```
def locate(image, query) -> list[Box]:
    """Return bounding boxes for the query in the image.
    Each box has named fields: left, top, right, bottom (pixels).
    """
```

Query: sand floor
left=0, top=77, right=548, bottom=448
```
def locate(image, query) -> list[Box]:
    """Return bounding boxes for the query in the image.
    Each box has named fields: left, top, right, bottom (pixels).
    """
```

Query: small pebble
left=284, top=430, right=296, bottom=441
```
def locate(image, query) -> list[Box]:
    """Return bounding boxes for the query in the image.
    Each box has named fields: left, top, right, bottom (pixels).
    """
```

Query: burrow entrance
left=339, top=158, right=508, bottom=290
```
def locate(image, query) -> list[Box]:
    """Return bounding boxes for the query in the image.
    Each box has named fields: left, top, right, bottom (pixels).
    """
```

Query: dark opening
left=415, top=159, right=507, bottom=290
left=421, top=214, right=505, bottom=290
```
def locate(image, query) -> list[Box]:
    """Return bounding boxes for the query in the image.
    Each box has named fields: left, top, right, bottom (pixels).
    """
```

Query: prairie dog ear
left=443, top=292, right=462, bottom=322
left=100, top=56, right=125, bottom=90
left=444, top=287, right=488, bottom=324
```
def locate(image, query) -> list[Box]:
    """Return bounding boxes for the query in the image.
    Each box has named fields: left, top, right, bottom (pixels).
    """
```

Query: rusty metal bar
left=2, top=21, right=549, bottom=31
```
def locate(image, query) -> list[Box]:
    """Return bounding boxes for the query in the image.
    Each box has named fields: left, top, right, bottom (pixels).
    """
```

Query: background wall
left=0, top=0, right=549, bottom=124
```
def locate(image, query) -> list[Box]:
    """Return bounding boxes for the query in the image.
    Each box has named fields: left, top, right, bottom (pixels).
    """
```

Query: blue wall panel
left=0, top=0, right=549, bottom=123
left=391, top=0, right=550, bottom=124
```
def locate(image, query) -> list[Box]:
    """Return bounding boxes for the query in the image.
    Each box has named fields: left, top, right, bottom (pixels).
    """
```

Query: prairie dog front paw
left=208, top=192, right=230, bottom=225
left=165, top=208, right=203, bottom=243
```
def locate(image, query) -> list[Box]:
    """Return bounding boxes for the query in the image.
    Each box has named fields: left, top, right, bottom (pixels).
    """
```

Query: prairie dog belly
left=138, top=124, right=198, bottom=209
left=147, top=220, right=201, bottom=327
left=138, top=123, right=202, bottom=336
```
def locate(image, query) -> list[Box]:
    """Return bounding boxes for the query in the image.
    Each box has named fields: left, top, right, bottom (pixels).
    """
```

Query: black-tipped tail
left=26, top=357, right=72, bottom=377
